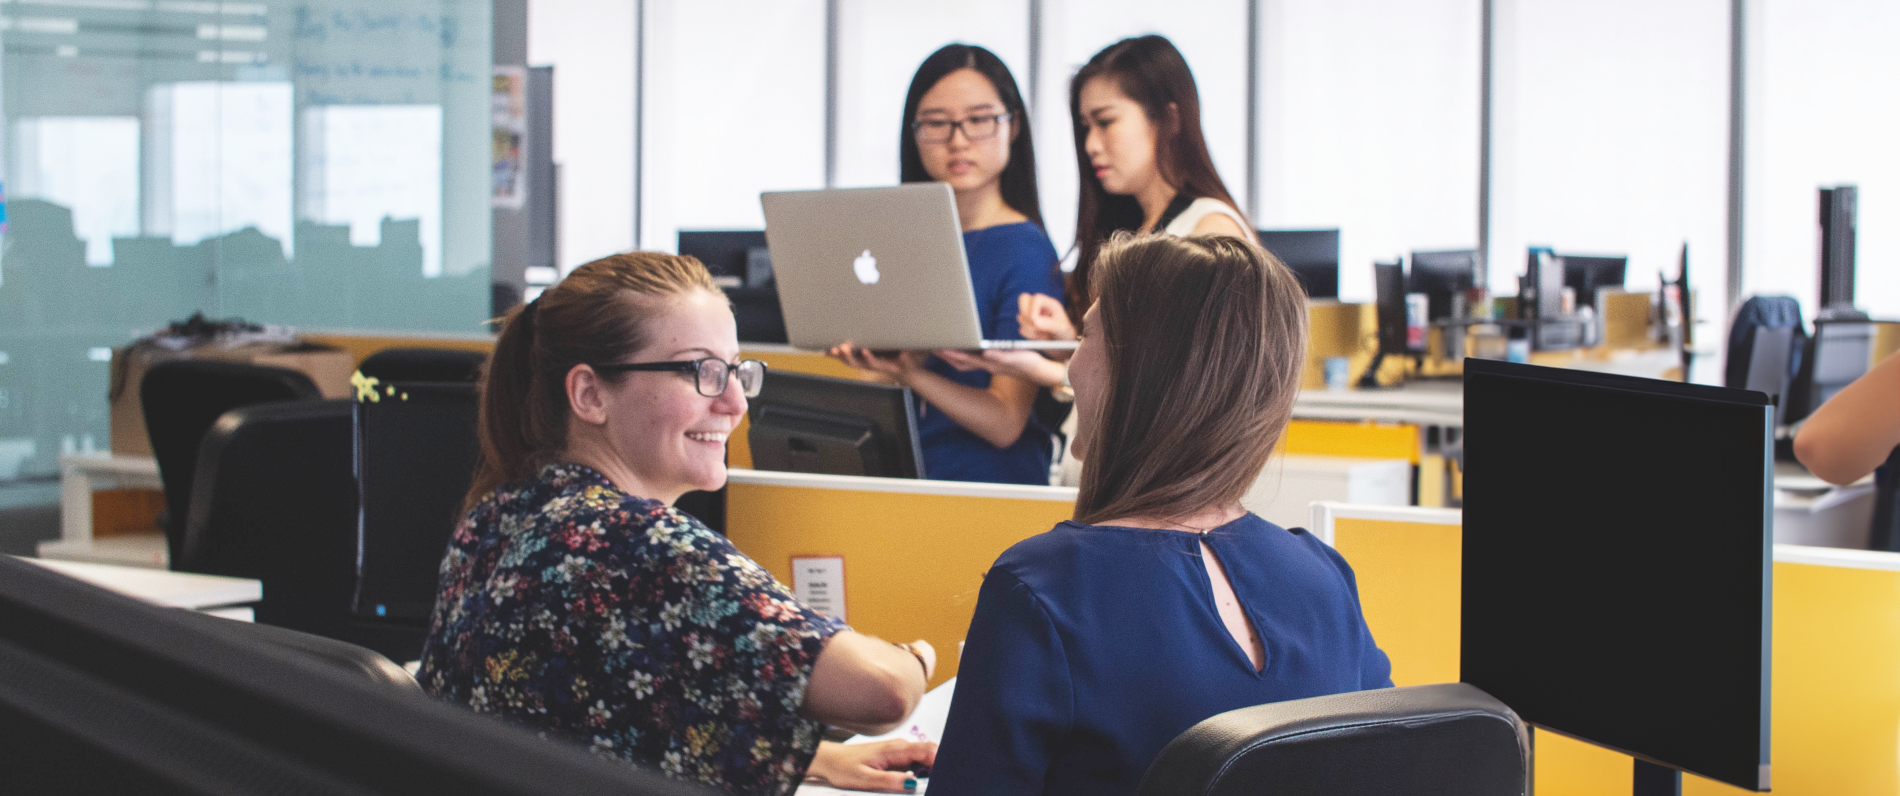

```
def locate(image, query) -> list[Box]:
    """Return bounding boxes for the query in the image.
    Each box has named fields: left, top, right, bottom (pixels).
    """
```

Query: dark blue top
left=919, top=221, right=1063, bottom=485
left=930, top=513, right=1393, bottom=796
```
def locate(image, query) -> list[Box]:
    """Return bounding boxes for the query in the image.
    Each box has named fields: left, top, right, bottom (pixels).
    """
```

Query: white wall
left=639, top=0, right=825, bottom=251
left=1257, top=0, right=1482, bottom=302
left=1744, top=0, right=1900, bottom=321
left=527, top=0, right=637, bottom=267
left=1487, top=0, right=1730, bottom=327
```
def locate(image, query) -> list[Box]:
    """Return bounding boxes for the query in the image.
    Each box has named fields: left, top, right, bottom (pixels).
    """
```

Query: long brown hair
left=465, top=252, right=721, bottom=512
left=1068, top=35, right=1249, bottom=324
left=1074, top=233, right=1306, bottom=525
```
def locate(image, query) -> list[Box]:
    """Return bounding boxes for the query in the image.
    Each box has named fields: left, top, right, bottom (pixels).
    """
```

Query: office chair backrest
left=142, top=359, right=323, bottom=566
left=1725, top=295, right=1805, bottom=393
left=183, top=399, right=426, bottom=662
left=173, top=608, right=420, bottom=691
left=1136, top=683, right=1529, bottom=796
left=358, top=347, right=489, bottom=383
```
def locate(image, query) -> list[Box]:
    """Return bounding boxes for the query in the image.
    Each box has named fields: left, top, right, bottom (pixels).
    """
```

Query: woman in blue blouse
left=829, top=44, right=1064, bottom=486
left=929, top=234, right=1393, bottom=795
left=419, top=253, right=938, bottom=795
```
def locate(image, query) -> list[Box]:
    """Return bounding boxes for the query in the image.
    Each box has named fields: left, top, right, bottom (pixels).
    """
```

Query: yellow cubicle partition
left=1314, top=502, right=1900, bottom=796
left=723, top=469, right=1073, bottom=688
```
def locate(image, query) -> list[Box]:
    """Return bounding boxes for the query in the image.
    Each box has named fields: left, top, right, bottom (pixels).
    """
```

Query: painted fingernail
left=904, top=777, right=918, bottom=791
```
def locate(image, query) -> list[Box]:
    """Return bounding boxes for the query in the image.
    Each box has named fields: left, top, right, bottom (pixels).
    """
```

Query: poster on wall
left=491, top=66, right=527, bottom=210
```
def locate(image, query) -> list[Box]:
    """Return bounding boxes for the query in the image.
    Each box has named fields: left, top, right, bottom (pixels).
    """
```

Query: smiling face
left=914, top=67, right=1016, bottom=194
left=1068, top=302, right=1107, bottom=465
left=585, top=289, right=746, bottom=503
left=1079, top=75, right=1163, bottom=198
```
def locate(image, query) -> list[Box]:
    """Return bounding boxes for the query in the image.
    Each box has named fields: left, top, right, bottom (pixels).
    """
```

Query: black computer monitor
left=679, top=230, right=787, bottom=344
left=1258, top=229, right=1339, bottom=299
left=1787, top=319, right=1875, bottom=424
left=1462, top=359, right=1771, bottom=792
left=0, top=556, right=712, bottom=795
left=1407, top=249, right=1477, bottom=321
left=1372, top=260, right=1414, bottom=356
left=1561, top=254, right=1628, bottom=311
left=747, top=371, right=924, bottom=479
left=354, top=381, right=480, bottom=622
left=1819, top=186, right=1856, bottom=313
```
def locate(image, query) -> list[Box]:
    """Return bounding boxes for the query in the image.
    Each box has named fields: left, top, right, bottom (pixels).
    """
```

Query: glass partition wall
left=0, top=0, right=492, bottom=481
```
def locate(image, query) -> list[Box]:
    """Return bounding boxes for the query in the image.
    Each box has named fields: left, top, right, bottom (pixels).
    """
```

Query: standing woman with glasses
left=828, top=44, right=1064, bottom=486
left=945, top=34, right=1257, bottom=392
left=419, top=253, right=940, bottom=795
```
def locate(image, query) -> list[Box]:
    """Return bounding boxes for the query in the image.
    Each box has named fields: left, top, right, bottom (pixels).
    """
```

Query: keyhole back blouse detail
left=929, top=512, right=1392, bottom=796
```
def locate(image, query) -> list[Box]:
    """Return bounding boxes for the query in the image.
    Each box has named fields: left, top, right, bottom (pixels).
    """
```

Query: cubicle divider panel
left=730, top=347, right=867, bottom=469
left=1285, top=420, right=1420, bottom=464
left=723, top=471, right=1076, bottom=687
left=1326, top=513, right=1461, bottom=687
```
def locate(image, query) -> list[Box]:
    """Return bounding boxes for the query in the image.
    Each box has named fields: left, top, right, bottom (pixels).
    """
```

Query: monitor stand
left=1633, top=759, right=1681, bottom=796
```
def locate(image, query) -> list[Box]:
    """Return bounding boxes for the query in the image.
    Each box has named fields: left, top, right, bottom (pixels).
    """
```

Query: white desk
left=56, top=452, right=162, bottom=543
left=1295, top=381, right=1463, bottom=427
left=15, top=556, right=260, bottom=620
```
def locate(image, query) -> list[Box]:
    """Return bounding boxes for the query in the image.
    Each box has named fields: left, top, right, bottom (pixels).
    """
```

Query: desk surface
left=15, top=555, right=260, bottom=609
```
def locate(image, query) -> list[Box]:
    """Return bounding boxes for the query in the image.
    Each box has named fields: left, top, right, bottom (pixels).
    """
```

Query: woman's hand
left=828, top=342, right=925, bottom=382
left=1017, top=293, right=1078, bottom=343
left=934, top=348, right=1069, bottom=389
left=807, top=740, right=938, bottom=793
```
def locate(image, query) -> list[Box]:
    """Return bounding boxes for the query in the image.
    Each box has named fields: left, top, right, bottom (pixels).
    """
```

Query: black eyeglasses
left=911, top=112, right=1012, bottom=144
left=592, top=357, right=766, bottom=398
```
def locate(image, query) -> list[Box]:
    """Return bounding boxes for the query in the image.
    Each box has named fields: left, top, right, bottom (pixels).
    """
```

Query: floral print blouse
left=418, top=463, right=845, bottom=795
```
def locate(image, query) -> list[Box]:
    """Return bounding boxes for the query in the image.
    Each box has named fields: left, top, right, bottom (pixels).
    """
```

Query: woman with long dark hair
left=827, top=44, right=1065, bottom=486
left=928, top=235, right=1391, bottom=796
left=941, top=35, right=1255, bottom=402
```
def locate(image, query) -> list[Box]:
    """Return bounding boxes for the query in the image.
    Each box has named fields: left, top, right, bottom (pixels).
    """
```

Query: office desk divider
left=1311, top=501, right=1900, bottom=796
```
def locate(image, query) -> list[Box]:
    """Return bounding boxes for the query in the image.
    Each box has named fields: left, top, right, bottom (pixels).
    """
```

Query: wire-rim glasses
left=911, top=112, right=1012, bottom=144
left=592, top=357, right=766, bottom=398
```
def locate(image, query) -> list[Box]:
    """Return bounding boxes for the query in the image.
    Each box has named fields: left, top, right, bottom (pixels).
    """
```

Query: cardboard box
left=109, top=341, right=355, bottom=456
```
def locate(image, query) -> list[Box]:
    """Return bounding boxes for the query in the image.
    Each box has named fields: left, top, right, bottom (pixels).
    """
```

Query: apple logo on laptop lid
left=853, top=249, right=880, bottom=285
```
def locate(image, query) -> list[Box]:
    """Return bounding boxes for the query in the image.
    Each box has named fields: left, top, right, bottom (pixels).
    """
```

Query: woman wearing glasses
left=828, top=44, right=1064, bottom=486
left=419, top=252, right=938, bottom=795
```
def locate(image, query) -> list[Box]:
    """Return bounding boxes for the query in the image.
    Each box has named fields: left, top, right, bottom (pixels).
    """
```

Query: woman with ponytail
left=419, top=253, right=937, bottom=795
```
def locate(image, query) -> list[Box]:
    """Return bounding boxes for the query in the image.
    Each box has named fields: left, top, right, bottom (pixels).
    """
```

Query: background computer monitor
left=0, top=556, right=712, bottom=796
left=1372, top=260, right=1414, bottom=356
left=747, top=371, right=925, bottom=479
left=1462, top=359, right=1771, bottom=792
left=1258, top=229, right=1340, bottom=299
left=678, top=230, right=787, bottom=343
left=1560, top=254, right=1628, bottom=310
left=354, top=381, right=480, bottom=623
left=1786, top=319, right=1875, bottom=424
left=1407, top=249, right=1477, bottom=321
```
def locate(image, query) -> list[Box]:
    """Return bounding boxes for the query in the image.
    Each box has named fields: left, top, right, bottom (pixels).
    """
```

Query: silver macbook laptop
left=760, top=184, right=1077, bottom=351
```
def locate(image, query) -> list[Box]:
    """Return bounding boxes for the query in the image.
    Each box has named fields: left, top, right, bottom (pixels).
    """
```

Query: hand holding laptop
left=1017, top=293, right=1076, bottom=345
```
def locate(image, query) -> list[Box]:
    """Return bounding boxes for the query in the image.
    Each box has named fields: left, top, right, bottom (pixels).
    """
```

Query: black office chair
left=171, top=607, right=419, bottom=691
left=182, top=399, right=426, bottom=662
left=1136, top=683, right=1529, bottom=796
left=358, top=347, right=490, bottom=383
left=141, top=359, right=323, bottom=566
left=1871, top=446, right=1900, bottom=552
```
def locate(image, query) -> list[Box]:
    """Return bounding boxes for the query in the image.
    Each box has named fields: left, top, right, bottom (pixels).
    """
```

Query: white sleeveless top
left=1161, top=197, right=1256, bottom=243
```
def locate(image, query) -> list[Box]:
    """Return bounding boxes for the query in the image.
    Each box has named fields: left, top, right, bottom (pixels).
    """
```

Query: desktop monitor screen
left=1408, top=249, right=1477, bottom=320
left=1789, top=319, right=1874, bottom=423
left=1561, top=254, right=1628, bottom=310
left=1258, top=229, right=1339, bottom=299
left=1372, top=261, right=1413, bottom=355
left=679, top=230, right=787, bottom=343
left=355, top=381, right=480, bottom=622
left=747, top=371, right=924, bottom=479
left=1462, top=359, right=1771, bottom=792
